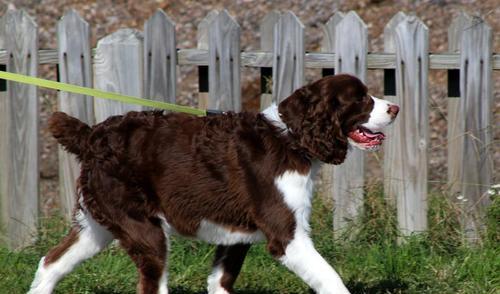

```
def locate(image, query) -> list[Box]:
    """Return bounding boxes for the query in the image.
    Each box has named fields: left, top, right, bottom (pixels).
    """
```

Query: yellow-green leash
left=0, top=70, right=209, bottom=116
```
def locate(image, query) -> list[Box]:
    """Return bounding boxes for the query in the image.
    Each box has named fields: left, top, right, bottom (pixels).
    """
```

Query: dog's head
left=278, top=74, right=399, bottom=165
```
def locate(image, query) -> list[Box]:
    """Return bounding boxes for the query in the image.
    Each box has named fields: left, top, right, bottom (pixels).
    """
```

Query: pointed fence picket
left=0, top=9, right=39, bottom=250
left=393, top=16, right=430, bottom=235
left=144, top=9, right=177, bottom=106
left=259, top=11, right=279, bottom=110
left=319, top=11, right=344, bottom=216
left=447, top=12, right=471, bottom=199
left=208, top=10, right=241, bottom=112
left=331, top=11, right=368, bottom=231
left=457, top=17, right=493, bottom=241
left=272, top=11, right=304, bottom=103
left=57, top=9, right=94, bottom=219
left=0, top=8, right=497, bottom=249
left=196, top=10, right=218, bottom=110
left=93, top=29, right=144, bottom=123
left=383, top=12, right=406, bottom=208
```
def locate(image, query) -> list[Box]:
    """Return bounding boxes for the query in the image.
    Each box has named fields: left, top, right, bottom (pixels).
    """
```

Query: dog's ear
left=278, top=82, right=348, bottom=165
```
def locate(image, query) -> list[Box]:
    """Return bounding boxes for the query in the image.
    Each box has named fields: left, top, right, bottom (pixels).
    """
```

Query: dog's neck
left=261, top=104, right=322, bottom=169
left=261, top=103, right=288, bottom=133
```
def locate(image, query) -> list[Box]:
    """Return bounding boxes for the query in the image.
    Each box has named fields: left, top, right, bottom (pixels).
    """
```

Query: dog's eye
left=360, top=95, right=371, bottom=104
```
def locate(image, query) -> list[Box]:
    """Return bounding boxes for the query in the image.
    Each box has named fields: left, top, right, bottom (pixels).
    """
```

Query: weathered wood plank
left=196, top=10, right=218, bottom=110
left=319, top=11, right=344, bottom=208
left=93, top=29, right=144, bottom=123
left=394, top=15, right=429, bottom=234
left=272, top=11, right=304, bottom=103
left=57, top=9, right=94, bottom=219
left=0, top=49, right=499, bottom=70
left=164, top=50, right=492, bottom=70
left=383, top=12, right=406, bottom=206
left=208, top=10, right=241, bottom=111
left=144, top=9, right=177, bottom=106
left=458, top=17, right=493, bottom=241
left=332, top=11, right=368, bottom=231
left=447, top=12, right=472, bottom=198
left=0, top=9, right=39, bottom=250
left=0, top=13, right=6, bottom=249
left=259, top=11, right=279, bottom=110
left=321, top=12, right=344, bottom=56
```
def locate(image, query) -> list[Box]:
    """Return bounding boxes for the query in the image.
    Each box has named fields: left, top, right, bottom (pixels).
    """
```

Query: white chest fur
left=275, top=169, right=316, bottom=232
left=196, top=220, right=266, bottom=245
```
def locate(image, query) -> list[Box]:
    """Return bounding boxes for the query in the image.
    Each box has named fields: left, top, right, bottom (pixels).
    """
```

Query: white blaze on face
left=361, top=96, right=397, bottom=132
left=347, top=95, right=399, bottom=151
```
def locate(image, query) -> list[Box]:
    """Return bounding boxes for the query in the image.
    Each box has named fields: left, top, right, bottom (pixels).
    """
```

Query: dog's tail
left=48, top=112, right=91, bottom=158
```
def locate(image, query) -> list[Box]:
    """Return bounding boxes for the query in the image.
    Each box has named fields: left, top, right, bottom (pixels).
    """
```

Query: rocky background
left=0, top=0, right=498, bottom=216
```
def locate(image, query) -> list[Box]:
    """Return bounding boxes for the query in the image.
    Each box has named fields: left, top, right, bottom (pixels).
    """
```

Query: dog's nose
left=388, top=104, right=399, bottom=118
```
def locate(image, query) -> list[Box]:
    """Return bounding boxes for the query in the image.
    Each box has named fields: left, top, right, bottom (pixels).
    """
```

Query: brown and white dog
left=29, top=74, right=399, bottom=294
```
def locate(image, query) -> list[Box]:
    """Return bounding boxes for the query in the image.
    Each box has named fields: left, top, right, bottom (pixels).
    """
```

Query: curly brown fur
left=278, top=74, right=373, bottom=164
left=48, top=112, right=91, bottom=159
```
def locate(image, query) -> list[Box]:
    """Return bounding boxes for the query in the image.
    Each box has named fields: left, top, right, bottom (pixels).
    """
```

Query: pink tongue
left=364, top=132, right=378, bottom=139
left=349, top=129, right=371, bottom=143
left=348, top=128, right=385, bottom=144
left=363, top=129, right=385, bottom=140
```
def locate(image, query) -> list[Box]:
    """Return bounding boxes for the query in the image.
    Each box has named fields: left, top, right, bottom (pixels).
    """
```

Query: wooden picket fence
left=0, top=8, right=497, bottom=249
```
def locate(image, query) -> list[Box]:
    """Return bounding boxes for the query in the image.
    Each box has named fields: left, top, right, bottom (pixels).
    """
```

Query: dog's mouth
left=347, top=126, right=385, bottom=150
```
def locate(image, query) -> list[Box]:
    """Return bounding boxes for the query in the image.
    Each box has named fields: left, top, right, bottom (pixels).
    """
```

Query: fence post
left=319, top=11, right=344, bottom=206
left=394, top=15, right=429, bottom=235
left=272, top=11, right=304, bottom=103
left=208, top=10, right=241, bottom=111
left=144, top=9, right=177, bottom=106
left=447, top=12, right=471, bottom=198
left=321, top=12, right=344, bottom=59
left=197, top=10, right=218, bottom=110
left=383, top=12, right=407, bottom=206
left=0, top=9, right=39, bottom=249
left=57, top=9, right=94, bottom=219
left=332, top=11, right=367, bottom=231
left=94, top=29, right=144, bottom=122
left=458, top=16, right=492, bottom=241
left=259, top=11, right=279, bottom=110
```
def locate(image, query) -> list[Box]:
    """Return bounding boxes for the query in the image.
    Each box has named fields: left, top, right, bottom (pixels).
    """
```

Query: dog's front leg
left=278, top=229, right=350, bottom=294
left=270, top=170, right=350, bottom=293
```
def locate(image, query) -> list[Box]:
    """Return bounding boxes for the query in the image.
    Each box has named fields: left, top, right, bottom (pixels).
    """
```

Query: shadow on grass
left=347, top=278, right=408, bottom=294
left=90, top=281, right=408, bottom=294
left=92, top=286, right=313, bottom=294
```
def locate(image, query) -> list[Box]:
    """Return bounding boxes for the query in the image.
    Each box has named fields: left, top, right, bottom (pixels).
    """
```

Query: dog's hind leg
left=114, top=216, right=169, bottom=294
left=28, top=208, right=113, bottom=294
left=207, top=244, right=251, bottom=294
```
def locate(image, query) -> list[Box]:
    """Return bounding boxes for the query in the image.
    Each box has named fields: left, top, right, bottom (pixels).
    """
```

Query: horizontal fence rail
left=0, top=7, right=497, bottom=249
left=0, top=49, right=499, bottom=69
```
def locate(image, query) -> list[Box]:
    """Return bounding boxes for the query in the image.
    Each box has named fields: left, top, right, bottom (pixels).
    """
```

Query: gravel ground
left=0, top=0, right=498, bottom=216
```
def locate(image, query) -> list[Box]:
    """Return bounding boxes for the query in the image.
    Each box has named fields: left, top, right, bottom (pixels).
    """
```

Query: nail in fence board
left=259, top=11, right=279, bottom=110
left=57, top=9, right=94, bottom=220
left=332, top=11, right=367, bottom=231
left=144, top=9, right=177, bottom=107
left=383, top=12, right=406, bottom=206
left=0, top=9, right=39, bottom=249
left=457, top=17, right=493, bottom=241
left=394, top=16, right=429, bottom=234
left=94, top=29, right=144, bottom=123
left=272, top=11, right=304, bottom=103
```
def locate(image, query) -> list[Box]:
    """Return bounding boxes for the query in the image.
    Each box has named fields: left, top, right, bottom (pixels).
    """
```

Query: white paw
left=210, top=288, right=230, bottom=294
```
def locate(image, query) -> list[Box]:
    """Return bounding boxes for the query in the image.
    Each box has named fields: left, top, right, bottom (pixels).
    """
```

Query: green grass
left=1, top=187, right=499, bottom=293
